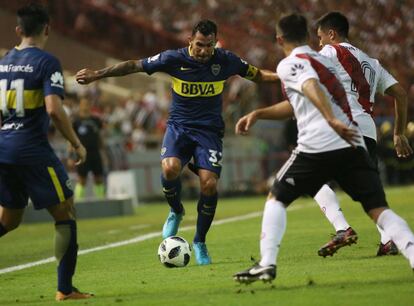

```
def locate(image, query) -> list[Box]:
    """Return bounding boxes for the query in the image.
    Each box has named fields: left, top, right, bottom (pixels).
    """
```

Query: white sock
left=404, top=244, right=414, bottom=268
left=376, top=224, right=392, bottom=244
left=377, top=209, right=414, bottom=268
left=259, top=199, right=287, bottom=267
left=314, top=184, right=350, bottom=232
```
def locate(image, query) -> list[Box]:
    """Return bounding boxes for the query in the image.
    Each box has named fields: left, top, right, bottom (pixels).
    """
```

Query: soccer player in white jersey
left=312, top=11, right=413, bottom=257
left=233, top=13, right=414, bottom=284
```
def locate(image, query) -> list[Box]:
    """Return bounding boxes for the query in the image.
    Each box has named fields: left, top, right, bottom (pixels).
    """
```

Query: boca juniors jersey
left=0, top=47, right=64, bottom=164
left=142, top=47, right=258, bottom=133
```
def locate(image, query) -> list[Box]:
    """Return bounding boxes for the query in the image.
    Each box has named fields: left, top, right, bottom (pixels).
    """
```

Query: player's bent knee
left=47, top=197, right=77, bottom=222
left=161, top=159, right=181, bottom=180
left=0, top=208, right=24, bottom=232
left=200, top=177, right=218, bottom=195
left=3, top=220, right=21, bottom=232
left=358, top=192, right=388, bottom=215
left=270, top=180, right=296, bottom=207
left=266, top=192, right=275, bottom=200
left=163, top=167, right=181, bottom=180
left=367, top=207, right=389, bottom=222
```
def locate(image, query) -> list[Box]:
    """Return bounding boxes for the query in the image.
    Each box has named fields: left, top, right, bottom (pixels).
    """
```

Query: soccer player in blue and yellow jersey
left=0, top=4, right=92, bottom=301
left=76, top=20, right=278, bottom=265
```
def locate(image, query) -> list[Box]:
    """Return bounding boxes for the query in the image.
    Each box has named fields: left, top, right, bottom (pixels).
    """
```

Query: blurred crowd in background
left=72, top=0, right=414, bottom=87
left=3, top=0, right=414, bottom=186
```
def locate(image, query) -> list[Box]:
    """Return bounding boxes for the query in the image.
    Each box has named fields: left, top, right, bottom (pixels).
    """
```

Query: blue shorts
left=0, top=156, right=73, bottom=210
left=160, top=124, right=223, bottom=176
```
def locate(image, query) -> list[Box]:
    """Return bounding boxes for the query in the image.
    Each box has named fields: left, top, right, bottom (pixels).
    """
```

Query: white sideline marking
left=0, top=202, right=312, bottom=275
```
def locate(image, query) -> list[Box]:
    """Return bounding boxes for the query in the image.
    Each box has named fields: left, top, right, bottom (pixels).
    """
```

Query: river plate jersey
left=0, top=47, right=64, bottom=164
left=319, top=42, right=398, bottom=141
left=142, top=47, right=258, bottom=133
left=277, top=45, right=365, bottom=153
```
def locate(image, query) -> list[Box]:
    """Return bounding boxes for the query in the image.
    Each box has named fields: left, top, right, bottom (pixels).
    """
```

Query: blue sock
left=194, top=193, right=218, bottom=243
left=55, top=220, right=78, bottom=294
left=0, top=223, right=8, bottom=237
left=161, top=175, right=184, bottom=214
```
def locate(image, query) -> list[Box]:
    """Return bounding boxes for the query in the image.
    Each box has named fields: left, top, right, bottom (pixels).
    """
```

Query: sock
left=55, top=220, right=78, bottom=294
left=194, top=193, right=218, bottom=243
left=161, top=175, right=183, bottom=214
left=93, top=183, right=105, bottom=198
left=377, top=209, right=414, bottom=267
left=0, top=223, right=8, bottom=237
left=404, top=244, right=414, bottom=268
left=259, top=199, right=287, bottom=267
left=74, top=184, right=85, bottom=200
left=314, top=184, right=350, bottom=232
left=376, top=224, right=392, bottom=244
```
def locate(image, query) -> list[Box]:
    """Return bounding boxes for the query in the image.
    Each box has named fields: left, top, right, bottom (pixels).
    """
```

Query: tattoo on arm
left=97, top=60, right=143, bottom=78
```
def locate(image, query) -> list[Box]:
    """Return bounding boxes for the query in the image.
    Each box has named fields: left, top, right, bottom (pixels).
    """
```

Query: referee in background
left=72, top=97, right=106, bottom=199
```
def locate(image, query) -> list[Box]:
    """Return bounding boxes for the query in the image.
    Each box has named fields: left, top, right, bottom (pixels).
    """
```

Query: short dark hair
left=17, top=3, right=50, bottom=37
left=192, top=19, right=217, bottom=37
left=316, top=12, right=349, bottom=38
left=277, top=14, right=308, bottom=43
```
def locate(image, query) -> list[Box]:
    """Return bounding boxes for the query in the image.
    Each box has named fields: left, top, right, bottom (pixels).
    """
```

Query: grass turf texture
left=0, top=186, right=413, bottom=305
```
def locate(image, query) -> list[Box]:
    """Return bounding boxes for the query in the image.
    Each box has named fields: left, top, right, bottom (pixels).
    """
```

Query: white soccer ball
left=158, top=236, right=191, bottom=268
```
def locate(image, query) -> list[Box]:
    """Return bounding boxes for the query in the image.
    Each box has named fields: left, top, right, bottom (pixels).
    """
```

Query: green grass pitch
left=1, top=186, right=413, bottom=305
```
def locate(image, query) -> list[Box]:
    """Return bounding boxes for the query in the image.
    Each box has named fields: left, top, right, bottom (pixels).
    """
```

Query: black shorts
left=76, top=151, right=103, bottom=178
left=364, top=136, right=378, bottom=169
left=271, top=147, right=388, bottom=213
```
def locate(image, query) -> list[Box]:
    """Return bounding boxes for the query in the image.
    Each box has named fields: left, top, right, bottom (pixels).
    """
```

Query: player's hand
left=66, top=158, right=75, bottom=171
left=393, top=134, right=413, bottom=158
left=75, top=68, right=99, bottom=85
left=73, top=144, right=87, bottom=165
left=235, top=111, right=258, bottom=135
left=328, top=119, right=360, bottom=148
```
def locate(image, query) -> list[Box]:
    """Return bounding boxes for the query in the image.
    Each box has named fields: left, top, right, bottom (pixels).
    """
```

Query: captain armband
left=244, top=64, right=259, bottom=80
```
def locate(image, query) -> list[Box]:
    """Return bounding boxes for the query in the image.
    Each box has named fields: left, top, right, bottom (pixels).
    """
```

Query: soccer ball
left=158, top=236, right=191, bottom=268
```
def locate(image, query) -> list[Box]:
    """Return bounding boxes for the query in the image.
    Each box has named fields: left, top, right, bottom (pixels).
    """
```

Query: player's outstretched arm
left=76, top=60, right=144, bottom=85
left=235, top=111, right=258, bottom=135
left=252, top=69, right=279, bottom=82
left=235, top=100, right=293, bottom=135
left=384, top=83, right=413, bottom=158
left=45, top=95, right=87, bottom=165
left=302, top=78, right=359, bottom=147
